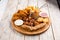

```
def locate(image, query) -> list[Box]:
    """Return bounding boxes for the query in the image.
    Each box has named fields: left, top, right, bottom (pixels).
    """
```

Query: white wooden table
left=0, top=0, right=60, bottom=40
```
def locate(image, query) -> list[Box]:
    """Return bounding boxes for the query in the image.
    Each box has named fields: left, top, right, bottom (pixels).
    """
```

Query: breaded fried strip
left=18, top=10, right=27, bottom=17
left=32, top=23, right=46, bottom=31
left=21, top=25, right=32, bottom=31
left=21, top=23, right=46, bottom=31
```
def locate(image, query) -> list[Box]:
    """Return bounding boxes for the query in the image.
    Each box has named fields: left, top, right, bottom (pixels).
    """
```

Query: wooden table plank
left=0, top=0, right=13, bottom=40
left=25, top=0, right=40, bottom=40
left=47, top=0, right=60, bottom=40
left=28, top=0, right=37, bottom=6
left=38, top=0, right=54, bottom=40
left=0, top=0, right=59, bottom=40
left=17, top=0, right=28, bottom=10
left=0, top=0, right=18, bottom=40
left=0, top=0, right=8, bottom=21
left=13, top=0, right=28, bottom=40
left=9, top=0, right=19, bottom=40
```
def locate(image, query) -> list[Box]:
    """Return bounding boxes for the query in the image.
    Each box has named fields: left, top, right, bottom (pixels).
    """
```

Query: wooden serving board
left=0, top=0, right=60, bottom=40
left=11, top=19, right=50, bottom=35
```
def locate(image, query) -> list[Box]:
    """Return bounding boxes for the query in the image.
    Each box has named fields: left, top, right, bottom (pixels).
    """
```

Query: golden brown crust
left=11, top=6, right=51, bottom=35
left=21, top=23, right=46, bottom=31
left=11, top=19, right=50, bottom=35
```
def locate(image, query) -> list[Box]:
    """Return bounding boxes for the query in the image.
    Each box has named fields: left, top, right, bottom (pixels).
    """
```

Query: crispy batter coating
left=12, top=6, right=49, bottom=31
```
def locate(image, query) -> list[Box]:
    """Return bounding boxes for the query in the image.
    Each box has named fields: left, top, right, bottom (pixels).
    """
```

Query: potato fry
left=43, top=18, right=49, bottom=23
left=37, top=17, right=43, bottom=22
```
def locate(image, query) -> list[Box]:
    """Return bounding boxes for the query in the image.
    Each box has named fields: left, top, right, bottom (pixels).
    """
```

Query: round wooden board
left=11, top=20, right=50, bottom=35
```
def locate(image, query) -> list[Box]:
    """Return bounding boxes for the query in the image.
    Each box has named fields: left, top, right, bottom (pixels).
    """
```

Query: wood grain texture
left=0, top=0, right=60, bottom=40
left=47, top=0, right=60, bottom=40
left=38, top=0, right=54, bottom=40
left=12, top=0, right=25, bottom=40
left=0, top=0, right=18, bottom=40
left=9, top=0, right=19, bottom=40
left=0, top=0, right=8, bottom=21
left=25, top=0, right=39, bottom=40
left=0, top=0, right=13, bottom=40
left=17, top=0, right=28, bottom=10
